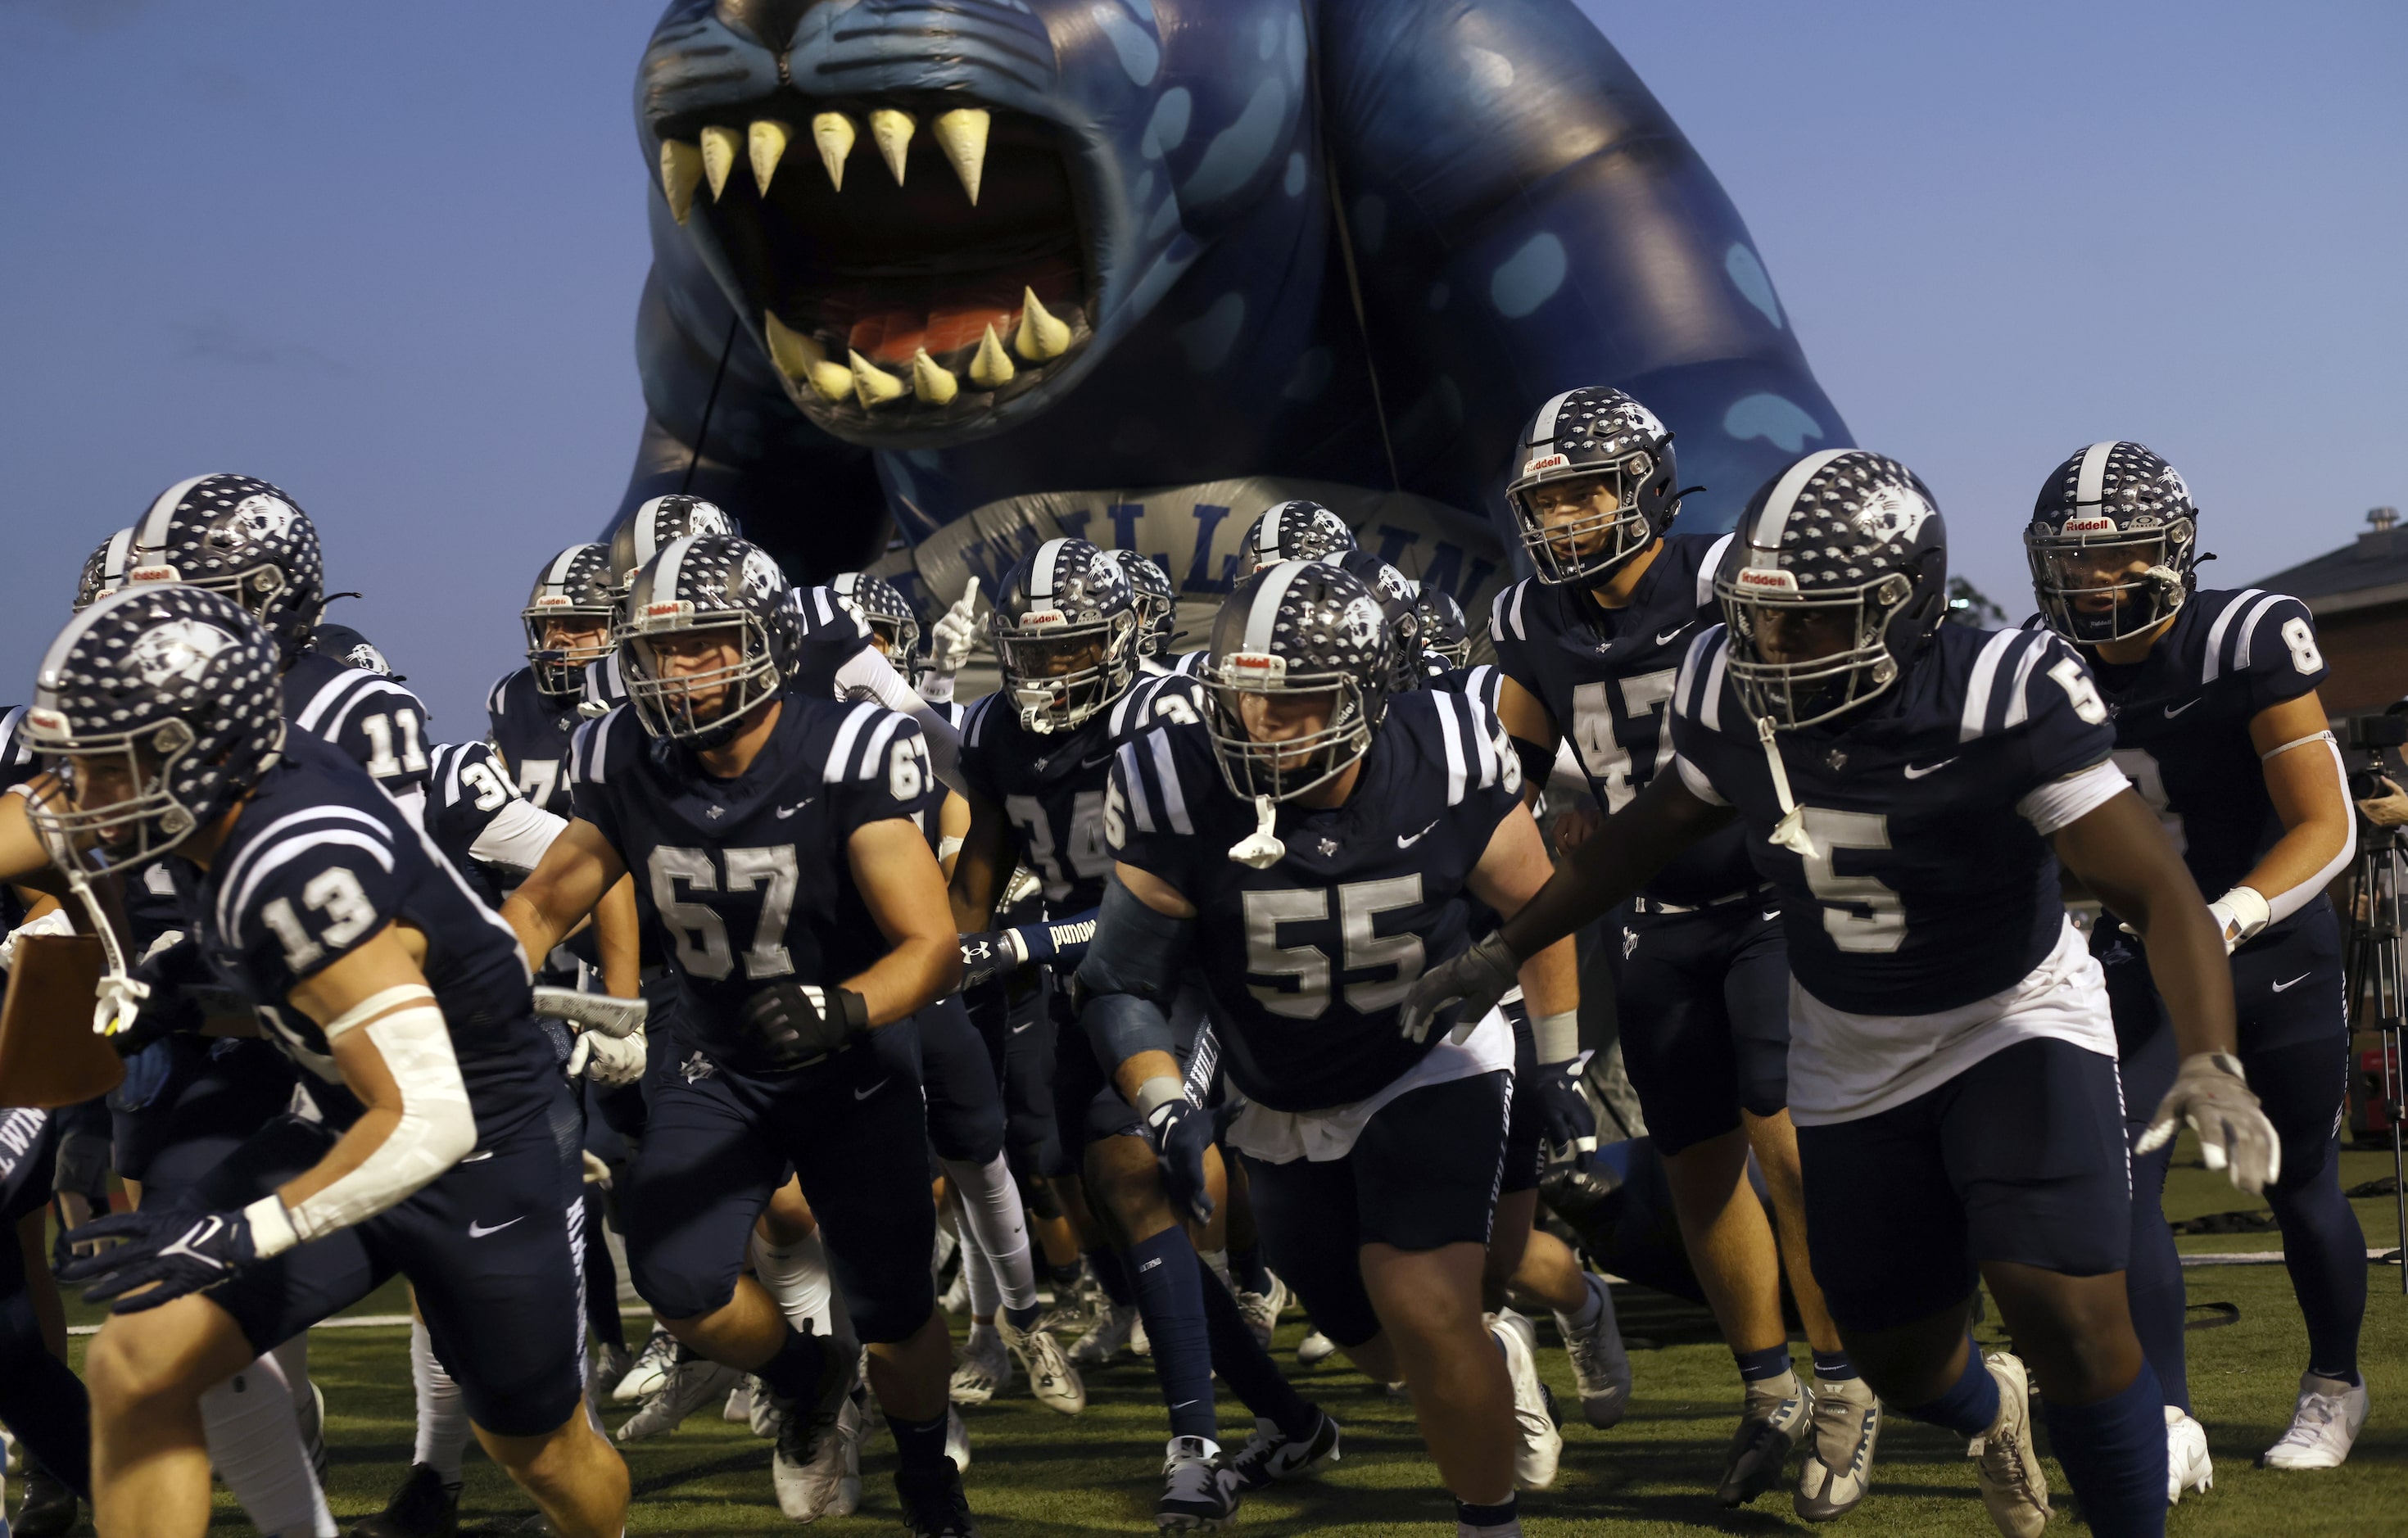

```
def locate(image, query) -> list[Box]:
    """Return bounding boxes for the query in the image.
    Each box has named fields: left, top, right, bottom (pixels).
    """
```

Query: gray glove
left=1398, top=933, right=1519, bottom=1045
left=2135, top=1051, right=2281, bottom=1195
left=532, top=987, right=647, bottom=1040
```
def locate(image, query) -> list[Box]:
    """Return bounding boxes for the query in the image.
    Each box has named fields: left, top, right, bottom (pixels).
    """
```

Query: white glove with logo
left=568, top=1024, right=648, bottom=1089
left=926, top=577, right=982, bottom=681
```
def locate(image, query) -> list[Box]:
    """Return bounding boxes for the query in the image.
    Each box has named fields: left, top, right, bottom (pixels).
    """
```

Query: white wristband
left=242, top=1194, right=301, bottom=1259
left=2213, top=884, right=2271, bottom=946
left=1134, top=1074, right=1187, bottom=1119
left=1531, top=1009, right=1581, bottom=1067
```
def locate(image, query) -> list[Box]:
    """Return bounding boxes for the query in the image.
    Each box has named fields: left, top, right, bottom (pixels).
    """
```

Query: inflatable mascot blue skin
left=623, top=0, right=1850, bottom=600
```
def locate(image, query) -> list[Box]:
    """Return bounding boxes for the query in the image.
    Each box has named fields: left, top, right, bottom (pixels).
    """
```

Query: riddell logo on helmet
left=2061, top=517, right=2118, bottom=535
left=531, top=595, right=573, bottom=609
left=1733, top=567, right=1799, bottom=593
left=127, top=564, right=179, bottom=585
left=643, top=600, right=686, bottom=621
left=1021, top=610, right=1069, bottom=631
left=1522, top=453, right=1569, bottom=477
left=25, top=708, right=67, bottom=736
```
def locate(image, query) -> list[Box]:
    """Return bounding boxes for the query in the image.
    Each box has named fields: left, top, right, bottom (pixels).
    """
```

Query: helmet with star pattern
left=2025, top=441, right=2199, bottom=645
left=1414, top=586, right=1472, bottom=672
left=1097, top=550, right=1177, bottom=658
left=991, top=538, right=1141, bottom=734
left=122, top=473, right=324, bottom=663
left=618, top=533, right=799, bottom=748
left=1505, top=386, right=1682, bottom=588
left=1237, top=500, right=1356, bottom=579
left=1202, top=559, right=1394, bottom=804
left=831, top=571, right=922, bottom=662
left=522, top=543, right=617, bottom=697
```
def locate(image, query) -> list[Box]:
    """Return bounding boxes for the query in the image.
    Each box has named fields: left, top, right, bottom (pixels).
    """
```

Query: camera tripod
left=2343, top=825, right=2408, bottom=1291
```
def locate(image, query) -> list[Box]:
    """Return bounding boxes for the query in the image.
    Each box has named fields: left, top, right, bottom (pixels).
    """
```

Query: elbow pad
left=1083, top=990, right=1178, bottom=1069
left=1075, top=877, right=1193, bottom=1006
left=244, top=993, right=476, bottom=1257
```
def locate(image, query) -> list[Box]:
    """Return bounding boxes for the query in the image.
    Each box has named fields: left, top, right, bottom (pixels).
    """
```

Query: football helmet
left=21, top=585, right=286, bottom=874
left=607, top=495, right=740, bottom=593
left=1202, top=561, right=1393, bottom=803
left=522, top=543, right=617, bottom=697
left=618, top=534, right=799, bottom=749
left=831, top=572, right=921, bottom=661
left=2026, top=441, right=2199, bottom=645
left=1098, top=550, right=1177, bottom=657
left=315, top=623, right=402, bottom=681
left=1505, top=387, right=1681, bottom=587
left=123, top=473, right=324, bottom=661
left=1716, top=450, right=1948, bottom=731
left=1236, top=500, right=1355, bottom=578
left=1328, top=549, right=1424, bottom=692
left=991, top=539, right=1140, bottom=734
left=1416, top=586, right=1473, bottom=672
left=75, top=527, right=135, bottom=612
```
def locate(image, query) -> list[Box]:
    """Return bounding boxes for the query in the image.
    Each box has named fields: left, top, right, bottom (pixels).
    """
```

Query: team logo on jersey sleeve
left=127, top=619, right=235, bottom=687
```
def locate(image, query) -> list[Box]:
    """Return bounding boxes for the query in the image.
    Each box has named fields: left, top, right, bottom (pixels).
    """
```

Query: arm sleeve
left=469, top=798, right=568, bottom=874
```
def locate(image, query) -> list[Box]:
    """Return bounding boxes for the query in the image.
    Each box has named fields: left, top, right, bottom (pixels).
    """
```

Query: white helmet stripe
left=1746, top=449, right=1854, bottom=558
left=1261, top=504, right=1287, bottom=552
left=2074, top=441, right=2119, bottom=509
left=103, top=526, right=136, bottom=582
left=1030, top=538, right=1068, bottom=600
left=1243, top=560, right=1311, bottom=654
left=653, top=534, right=695, bottom=604
left=542, top=545, right=588, bottom=589
left=135, top=475, right=216, bottom=556
left=1530, top=390, right=1577, bottom=445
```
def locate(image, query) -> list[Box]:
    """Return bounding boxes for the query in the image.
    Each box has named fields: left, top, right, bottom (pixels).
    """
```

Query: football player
left=1487, top=387, right=1865, bottom=1513
left=2026, top=442, right=2364, bottom=1485
left=6, top=586, right=628, bottom=1538
left=1409, top=450, right=2284, bottom=1538
left=1417, top=586, right=1474, bottom=674
left=503, top=533, right=979, bottom=1535
left=950, top=540, right=1339, bottom=1529
left=1100, top=550, right=1179, bottom=665
left=1088, top=559, right=1581, bottom=1538
left=490, top=543, right=615, bottom=815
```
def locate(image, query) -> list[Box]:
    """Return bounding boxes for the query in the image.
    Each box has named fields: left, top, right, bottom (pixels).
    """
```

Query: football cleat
left=950, top=1328, right=1012, bottom=1405
left=1491, top=1310, right=1563, bottom=1491
left=2167, top=1405, right=2213, bottom=1502
left=1222, top=1410, right=1342, bottom=1491
left=345, top=1462, right=458, bottom=1538
left=723, top=1374, right=757, bottom=1424
left=1970, top=1353, right=2050, bottom=1538
left=946, top=1405, right=972, bottom=1472
left=1795, top=1373, right=1881, bottom=1522
left=1131, top=1312, right=1153, bottom=1358
left=2261, top=1372, right=2369, bottom=1469
left=897, top=1459, right=983, bottom=1536
left=588, top=1341, right=634, bottom=1416
left=998, top=1314, right=1087, bottom=1414
left=1718, top=1368, right=1811, bottom=1506
left=1296, top=1328, right=1339, bottom=1366
left=16, top=1467, right=83, bottom=1538
left=615, top=1350, right=741, bottom=1441
left=1560, top=1272, right=1633, bottom=1430
left=767, top=1351, right=865, bottom=1522
left=1038, top=1269, right=1103, bottom=1340
left=1233, top=1272, right=1292, bottom=1350
left=1070, top=1302, right=1139, bottom=1366
left=1157, top=1435, right=1239, bottom=1531
left=613, top=1325, right=677, bottom=1403
left=939, top=1262, right=973, bottom=1317
left=299, top=1379, right=330, bottom=1489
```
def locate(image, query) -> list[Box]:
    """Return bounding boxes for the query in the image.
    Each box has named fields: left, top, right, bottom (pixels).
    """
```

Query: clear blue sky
left=2, top=0, right=2400, bottom=728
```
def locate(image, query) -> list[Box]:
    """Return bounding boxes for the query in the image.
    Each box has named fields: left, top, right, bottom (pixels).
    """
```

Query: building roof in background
left=2255, top=509, right=2408, bottom=616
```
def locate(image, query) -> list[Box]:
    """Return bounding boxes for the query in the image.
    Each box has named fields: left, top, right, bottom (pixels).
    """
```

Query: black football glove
left=56, top=1203, right=265, bottom=1313
left=739, top=982, right=869, bottom=1069
left=1143, top=1097, right=1217, bottom=1224
left=1536, top=1051, right=1598, bottom=1172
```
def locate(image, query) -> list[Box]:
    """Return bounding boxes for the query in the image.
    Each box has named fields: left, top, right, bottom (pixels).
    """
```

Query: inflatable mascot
left=621, top=0, right=1850, bottom=622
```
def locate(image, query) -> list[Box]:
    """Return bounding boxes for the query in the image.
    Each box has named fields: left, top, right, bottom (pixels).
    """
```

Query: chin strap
left=1228, top=794, right=1287, bottom=869
left=63, top=862, right=144, bottom=1038
left=1756, top=717, right=1817, bottom=857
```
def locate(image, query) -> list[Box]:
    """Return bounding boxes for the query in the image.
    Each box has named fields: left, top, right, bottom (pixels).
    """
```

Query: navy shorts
left=1500, top=1005, right=1542, bottom=1195
left=1612, top=901, right=1790, bottom=1155
left=622, top=1022, right=935, bottom=1343
left=965, top=971, right=1063, bottom=1180
left=917, top=993, right=1005, bottom=1165
left=1796, top=1038, right=2130, bottom=1333
left=111, top=1036, right=299, bottom=1192
left=1242, top=1070, right=1510, bottom=1348
left=192, top=1084, right=588, bottom=1438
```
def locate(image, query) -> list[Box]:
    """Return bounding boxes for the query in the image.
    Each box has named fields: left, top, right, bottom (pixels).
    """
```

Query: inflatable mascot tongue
left=621, top=0, right=1849, bottom=626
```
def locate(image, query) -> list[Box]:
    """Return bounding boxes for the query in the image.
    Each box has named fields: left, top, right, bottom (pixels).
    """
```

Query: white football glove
left=568, top=1024, right=647, bottom=1088
left=926, top=577, right=982, bottom=680
left=2136, top=1051, right=2281, bottom=1194
left=532, top=987, right=648, bottom=1040
left=0, top=907, right=75, bottom=971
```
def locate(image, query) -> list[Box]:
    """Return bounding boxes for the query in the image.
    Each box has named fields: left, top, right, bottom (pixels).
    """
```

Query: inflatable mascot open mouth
left=627, top=0, right=1851, bottom=597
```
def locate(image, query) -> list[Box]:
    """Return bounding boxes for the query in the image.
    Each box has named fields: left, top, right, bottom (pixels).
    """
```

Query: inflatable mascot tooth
left=622, top=0, right=1850, bottom=623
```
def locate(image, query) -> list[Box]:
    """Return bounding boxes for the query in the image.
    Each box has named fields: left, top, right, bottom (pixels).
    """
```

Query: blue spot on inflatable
left=1094, top=6, right=1161, bottom=86
left=1724, top=244, right=1782, bottom=329
left=1182, top=77, right=1288, bottom=205
left=1722, top=393, right=1822, bottom=453
left=1282, top=151, right=1306, bottom=197
left=1490, top=233, right=1566, bottom=319
left=1143, top=88, right=1192, bottom=161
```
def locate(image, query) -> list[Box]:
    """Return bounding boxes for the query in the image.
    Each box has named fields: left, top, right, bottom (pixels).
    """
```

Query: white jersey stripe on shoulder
left=487, top=670, right=517, bottom=717
left=224, top=830, right=396, bottom=945
left=2229, top=593, right=2288, bottom=676
left=1958, top=628, right=2026, bottom=743
left=215, top=806, right=393, bottom=934
left=588, top=708, right=623, bottom=784
left=1145, top=728, right=1193, bottom=835
left=134, top=474, right=213, bottom=556
left=294, top=667, right=364, bottom=731
left=1701, top=632, right=1729, bottom=735
left=1117, top=742, right=1156, bottom=834
left=320, top=678, right=423, bottom=747
left=856, top=710, right=906, bottom=781
left=812, top=588, right=835, bottom=627
left=966, top=693, right=994, bottom=749
left=1467, top=690, right=1499, bottom=789
left=1508, top=578, right=1529, bottom=642
left=1698, top=534, right=1735, bottom=608
left=1466, top=663, right=1498, bottom=716
left=2074, top=441, right=2118, bottom=508
left=2201, top=589, right=2265, bottom=685
left=2000, top=632, right=2053, bottom=731
left=1433, top=689, right=1468, bottom=807
left=822, top=699, right=880, bottom=784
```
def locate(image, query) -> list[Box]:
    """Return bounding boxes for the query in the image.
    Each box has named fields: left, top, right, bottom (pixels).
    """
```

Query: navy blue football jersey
left=567, top=692, right=938, bottom=1058
left=1491, top=535, right=1758, bottom=904
left=0, top=1106, right=57, bottom=1226
left=167, top=732, right=557, bottom=1136
left=1426, top=662, right=1504, bottom=717
left=580, top=651, right=629, bottom=716
left=283, top=650, right=437, bottom=808
left=0, top=706, right=34, bottom=931
left=790, top=585, right=879, bottom=698
left=486, top=665, right=584, bottom=816
left=2072, top=588, right=2330, bottom=939
left=1670, top=623, right=2117, bottom=1016
left=425, top=740, right=548, bottom=904
left=1109, top=689, right=1522, bottom=1111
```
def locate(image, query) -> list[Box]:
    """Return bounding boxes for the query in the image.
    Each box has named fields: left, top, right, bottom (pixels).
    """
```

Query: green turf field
left=24, top=1138, right=2408, bottom=1535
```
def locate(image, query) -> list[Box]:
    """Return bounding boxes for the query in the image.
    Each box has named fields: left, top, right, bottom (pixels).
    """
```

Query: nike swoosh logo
left=855, top=1079, right=889, bottom=1101
left=1397, top=820, right=1440, bottom=849
left=1903, top=758, right=1957, bottom=779
left=1654, top=627, right=1686, bottom=646
left=1011, top=1021, right=1034, bottom=1034
left=776, top=799, right=814, bottom=818
left=1762, top=910, right=1780, bottom=922
left=1081, top=753, right=1113, bottom=769
left=459, top=1151, right=495, bottom=1164
left=2163, top=699, right=2201, bottom=718
left=2271, top=973, right=2310, bottom=992
left=468, top=1218, right=523, bottom=1238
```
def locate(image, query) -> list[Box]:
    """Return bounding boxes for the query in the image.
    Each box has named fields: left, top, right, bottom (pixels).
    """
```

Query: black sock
left=1048, top=1257, right=1086, bottom=1295
left=752, top=1325, right=829, bottom=1405
left=884, top=1409, right=951, bottom=1476
left=1228, top=1242, right=1272, bottom=1296
left=1089, top=1245, right=1136, bottom=1308
left=1126, top=1228, right=1217, bottom=1441
left=1810, top=1349, right=1857, bottom=1382
left=1194, top=1254, right=1317, bottom=1441
left=1456, top=1493, right=1518, bottom=1531
left=2039, top=1364, right=2166, bottom=1537
left=1734, top=1343, right=1792, bottom=1383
